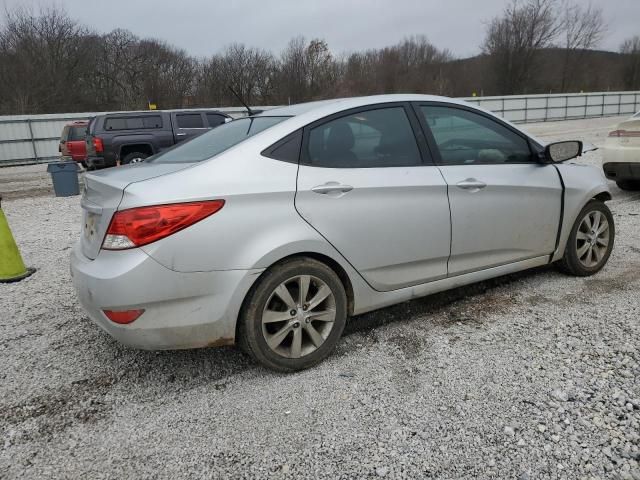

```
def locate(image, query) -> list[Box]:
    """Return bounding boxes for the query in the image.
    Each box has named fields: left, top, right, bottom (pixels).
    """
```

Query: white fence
left=463, top=91, right=640, bottom=123
left=1, top=91, right=639, bottom=167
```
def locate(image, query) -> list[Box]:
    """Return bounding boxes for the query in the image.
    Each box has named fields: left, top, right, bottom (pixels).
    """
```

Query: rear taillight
left=93, top=137, right=104, bottom=152
left=103, top=309, right=145, bottom=324
left=608, top=129, right=640, bottom=137
left=102, top=200, right=225, bottom=250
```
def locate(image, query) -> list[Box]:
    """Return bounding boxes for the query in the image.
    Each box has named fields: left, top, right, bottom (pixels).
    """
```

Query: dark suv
left=85, top=110, right=231, bottom=169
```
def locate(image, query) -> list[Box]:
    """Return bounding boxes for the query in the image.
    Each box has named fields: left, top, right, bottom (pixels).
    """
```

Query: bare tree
left=137, top=40, right=196, bottom=109
left=0, top=2, right=635, bottom=115
left=620, top=36, right=640, bottom=90
left=559, top=1, right=606, bottom=91
left=194, top=44, right=275, bottom=107
left=305, top=39, right=336, bottom=99
left=483, top=0, right=563, bottom=94
left=338, top=36, right=451, bottom=97
left=0, top=5, right=93, bottom=114
left=278, top=36, right=310, bottom=103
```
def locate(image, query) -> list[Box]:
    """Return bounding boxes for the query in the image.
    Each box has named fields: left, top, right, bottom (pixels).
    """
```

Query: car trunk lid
left=610, top=119, right=640, bottom=145
left=80, top=162, right=193, bottom=259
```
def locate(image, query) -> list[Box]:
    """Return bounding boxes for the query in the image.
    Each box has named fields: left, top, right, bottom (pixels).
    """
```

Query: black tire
left=121, top=152, right=149, bottom=165
left=238, top=258, right=347, bottom=372
left=558, top=200, right=614, bottom=276
left=616, top=180, right=640, bottom=191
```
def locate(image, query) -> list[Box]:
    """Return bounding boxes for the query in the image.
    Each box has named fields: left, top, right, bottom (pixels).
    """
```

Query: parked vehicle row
left=70, top=94, right=615, bottom=372
left=58, top=109, right=232, bottom=169
left=85, top=110, right=232, bottom=169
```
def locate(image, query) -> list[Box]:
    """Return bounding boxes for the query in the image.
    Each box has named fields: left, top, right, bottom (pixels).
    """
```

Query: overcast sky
left=1, top=0, right=639, bottom=58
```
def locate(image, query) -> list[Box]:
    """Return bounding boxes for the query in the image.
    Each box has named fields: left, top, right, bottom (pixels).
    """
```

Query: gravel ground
left=1, top=116, right=639, bottom=479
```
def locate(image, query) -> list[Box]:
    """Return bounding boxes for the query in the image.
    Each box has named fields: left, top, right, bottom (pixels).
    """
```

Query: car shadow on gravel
left=343, top=264, right=555, bottom=338
left=90, top=264, right=559, bottom=383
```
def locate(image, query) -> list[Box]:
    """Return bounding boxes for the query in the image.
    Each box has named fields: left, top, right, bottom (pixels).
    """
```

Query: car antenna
left=228, top=86, right=256, bottom=117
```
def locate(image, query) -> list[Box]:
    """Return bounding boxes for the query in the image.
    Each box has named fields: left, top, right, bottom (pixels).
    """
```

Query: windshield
left=149, top=116, right=289, bottom=164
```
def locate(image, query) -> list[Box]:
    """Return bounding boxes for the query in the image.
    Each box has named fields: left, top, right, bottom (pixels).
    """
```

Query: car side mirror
left=544, top=141, right=583, bottom=163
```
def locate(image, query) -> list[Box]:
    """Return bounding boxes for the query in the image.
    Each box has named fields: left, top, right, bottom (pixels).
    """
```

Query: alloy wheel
left=576, top=210, right=610, bottom=268
left=261, top=275, right=336, bottom=358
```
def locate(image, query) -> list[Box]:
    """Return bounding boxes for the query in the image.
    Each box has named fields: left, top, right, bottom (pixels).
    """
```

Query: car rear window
left=68, top=126, right=86, bottom=141
left=104, top=115, right=163, bottom=131
left=149, top=116, right=288, bottom=164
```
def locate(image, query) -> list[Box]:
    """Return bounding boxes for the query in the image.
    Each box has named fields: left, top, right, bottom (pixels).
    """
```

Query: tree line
left=0, top=1, right=639, bottom=115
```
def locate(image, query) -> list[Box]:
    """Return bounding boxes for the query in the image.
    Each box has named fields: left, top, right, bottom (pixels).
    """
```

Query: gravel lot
left=1, top=116, right=639, bottom=479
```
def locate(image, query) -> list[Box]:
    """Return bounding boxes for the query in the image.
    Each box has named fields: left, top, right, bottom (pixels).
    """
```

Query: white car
left=602, top=111, right=640, bottom=190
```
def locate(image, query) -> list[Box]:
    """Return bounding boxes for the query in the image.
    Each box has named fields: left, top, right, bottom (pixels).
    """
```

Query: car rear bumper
left=69, top=242, right=263, bottom=350
left=602, top=162, right=640, bottom=181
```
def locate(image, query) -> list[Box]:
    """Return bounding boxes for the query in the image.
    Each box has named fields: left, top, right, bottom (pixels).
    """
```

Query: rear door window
left=176, top=113, right=204, bottom=128
left=305, top=106, right=423, bottom=168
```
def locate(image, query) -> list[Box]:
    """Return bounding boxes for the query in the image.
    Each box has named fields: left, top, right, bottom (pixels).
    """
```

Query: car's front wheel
left=238, top=258, right=347, bottom=372
left=558, top=200, right=614, bottom=276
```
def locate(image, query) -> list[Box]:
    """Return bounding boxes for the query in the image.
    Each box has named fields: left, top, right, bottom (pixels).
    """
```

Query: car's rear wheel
left=558, top=200, right=614, bottom=276
left=122, top=152, right=149, bottom=165
left=238, top=258, right=347, bottom=372
left=616, top=180, right=640, bottom=191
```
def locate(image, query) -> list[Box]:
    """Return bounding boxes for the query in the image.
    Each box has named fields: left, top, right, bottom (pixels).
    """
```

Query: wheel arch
left=246, top=251, right=355, bottom=314
left=552, top=184, right=613, bottom=263
left=593, top=191, right=612, bottom=202
left=119, top=143, right=154, bottom=159
left=234, top=251, right=357, bottom=344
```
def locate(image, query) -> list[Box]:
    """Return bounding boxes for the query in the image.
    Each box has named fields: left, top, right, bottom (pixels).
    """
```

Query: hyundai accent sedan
left=71, top=95, right=614, bottom=371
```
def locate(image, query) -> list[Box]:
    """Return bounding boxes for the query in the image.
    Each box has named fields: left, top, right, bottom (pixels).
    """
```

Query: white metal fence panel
left=1, top=92, right=639, bottom=167
left=462, top=91, right=640, bottom=124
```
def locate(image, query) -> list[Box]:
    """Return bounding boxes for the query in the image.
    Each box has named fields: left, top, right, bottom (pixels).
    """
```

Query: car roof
left=99, top=109, right=229, bottom=118
left=234, top=94, right=546, bottom=154
left=257, top=94, right=472, bottom=118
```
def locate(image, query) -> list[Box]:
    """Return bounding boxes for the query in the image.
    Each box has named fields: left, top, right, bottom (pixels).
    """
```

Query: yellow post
left=0, top=196, right=35, bottom=282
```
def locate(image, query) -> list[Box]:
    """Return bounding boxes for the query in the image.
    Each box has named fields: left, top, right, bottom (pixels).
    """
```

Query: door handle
left=311, top=182, right=354, bottom=195
left=456, top=178, right=487, bottom=191
left=176, top=133, right=186, bottom=137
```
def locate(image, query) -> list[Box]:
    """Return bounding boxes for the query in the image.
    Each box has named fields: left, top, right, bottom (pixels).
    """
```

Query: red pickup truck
left=59, top=120, right=89, bottom=166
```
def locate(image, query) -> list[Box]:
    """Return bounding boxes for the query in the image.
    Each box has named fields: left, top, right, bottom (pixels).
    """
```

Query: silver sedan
left=70, top=95, right=615, bottom=371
